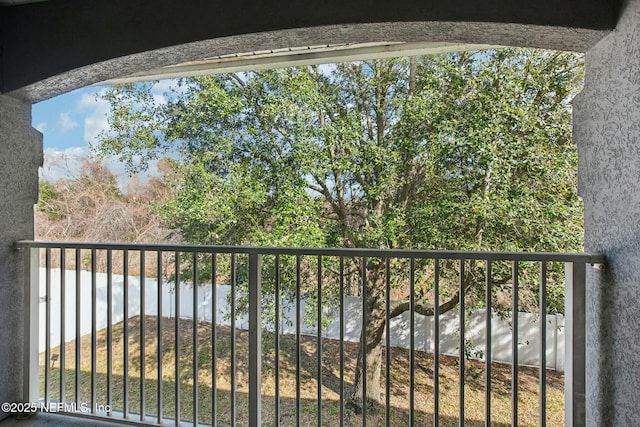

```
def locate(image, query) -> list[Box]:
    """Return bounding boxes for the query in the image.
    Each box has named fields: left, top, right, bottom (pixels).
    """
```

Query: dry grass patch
left=41, top=315, right=564, bottom=426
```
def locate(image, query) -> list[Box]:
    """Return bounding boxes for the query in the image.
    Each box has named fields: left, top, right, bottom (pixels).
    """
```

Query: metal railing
left=16, top=241, right=605, bottom=427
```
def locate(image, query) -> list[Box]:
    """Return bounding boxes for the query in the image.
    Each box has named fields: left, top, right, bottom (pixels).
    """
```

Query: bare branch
left=388, top=282, right=472, bottom=319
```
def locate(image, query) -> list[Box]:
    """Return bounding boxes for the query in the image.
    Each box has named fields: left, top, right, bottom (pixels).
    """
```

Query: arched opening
left=4, top=1, right=639, bottom=426
left=30, top=45, right=588, bottom=426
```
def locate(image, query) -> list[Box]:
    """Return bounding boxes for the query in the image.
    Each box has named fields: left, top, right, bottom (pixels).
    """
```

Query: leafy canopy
left=97, top=48, right=583, bottom=256
left=96, top=49, right=584, bottom=405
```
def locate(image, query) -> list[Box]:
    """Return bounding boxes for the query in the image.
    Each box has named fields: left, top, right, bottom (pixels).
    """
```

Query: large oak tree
left=97, top=48, right=584, bottom=408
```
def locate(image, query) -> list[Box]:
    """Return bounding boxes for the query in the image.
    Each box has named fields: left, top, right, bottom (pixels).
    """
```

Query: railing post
left=23, top=246, right=40, bottom=404
left=565, top=262, right=586, bottom=427
left=249, top=252, right=262, bottom=426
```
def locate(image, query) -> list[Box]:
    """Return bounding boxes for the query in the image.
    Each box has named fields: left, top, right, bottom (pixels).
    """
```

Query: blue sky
left=32, top=86, right=107, bottom=150
left=31, top=81, right=175, bottom=186
left=32, top=85, right=114, bottom=182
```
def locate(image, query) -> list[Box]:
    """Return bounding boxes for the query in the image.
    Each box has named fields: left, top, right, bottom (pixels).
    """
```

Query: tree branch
left=229, top=73, right=246, bottom=89
left=388, top=283, right=471, bottom=319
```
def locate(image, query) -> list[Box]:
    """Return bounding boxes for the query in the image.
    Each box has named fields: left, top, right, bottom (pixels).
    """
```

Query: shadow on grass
left=40, top=368, right=512, bottom=427
left=40, top=315, right=563, bottom=426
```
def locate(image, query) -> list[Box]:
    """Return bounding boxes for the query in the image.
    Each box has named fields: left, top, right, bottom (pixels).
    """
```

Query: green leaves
left=95, top=48, right=584, bottom=304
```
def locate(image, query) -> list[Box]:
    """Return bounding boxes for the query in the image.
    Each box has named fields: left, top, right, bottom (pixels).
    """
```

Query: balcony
left=8, top=241, right=604, bottom=426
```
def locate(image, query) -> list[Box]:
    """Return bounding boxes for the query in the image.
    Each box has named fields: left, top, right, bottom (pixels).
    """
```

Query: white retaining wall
left=38, top=268, right=565, bottom=370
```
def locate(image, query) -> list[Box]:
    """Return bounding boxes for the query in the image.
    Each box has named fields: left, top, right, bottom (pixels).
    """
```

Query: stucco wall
left=0, top=94, right=42, bottom=420
left=574, top=0, right=640, bottom=425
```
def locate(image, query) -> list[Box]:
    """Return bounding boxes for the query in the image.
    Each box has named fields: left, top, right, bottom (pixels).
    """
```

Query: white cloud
left=149, top=79, right=193, bottom=106
left=152, top=78, right=185, bottom=95
left=58, top=112, right=79, bottom=131
left=76, top=81, right=190, bottom=148
left=151, top=79, right=174, bottom=94
left=318, top=63, right=337, bottom=74
left=35, top=122, right=47, bottom=133
left=153, top=94, right=168, bottom=106
left=152, top=78, right=195, bottom=100
left=41, top=146, right=161, bottom=191
left=78, top=89, right=112, bottom=145
left=41, top=146, right=88, bottom=182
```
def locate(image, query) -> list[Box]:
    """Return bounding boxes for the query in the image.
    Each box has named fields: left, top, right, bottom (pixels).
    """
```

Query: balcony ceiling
left=101, top=41, right=496, bottom=85
left=0, top=0, right=619, bottom=101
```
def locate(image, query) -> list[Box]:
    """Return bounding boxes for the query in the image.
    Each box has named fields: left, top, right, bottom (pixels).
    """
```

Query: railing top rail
left=15, top=240, right=606, bottom=264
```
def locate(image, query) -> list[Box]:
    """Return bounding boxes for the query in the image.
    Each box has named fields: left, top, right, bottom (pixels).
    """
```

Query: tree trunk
left=347, top=263, right=465, bottom=413
left=349, top=330, right=384, bottom=413
left=347, top=265, right=387, bottom=412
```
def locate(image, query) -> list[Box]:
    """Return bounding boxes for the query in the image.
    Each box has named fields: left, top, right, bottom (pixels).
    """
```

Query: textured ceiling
left=102, top=41, right=496, bottom=85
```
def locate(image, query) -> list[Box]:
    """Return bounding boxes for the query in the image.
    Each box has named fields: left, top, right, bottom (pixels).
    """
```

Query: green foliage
left=96, top=48, right=584, bottom=314
left=96, top=49, right=585, bottom=404
left=37, top=180, right=62, bottom=220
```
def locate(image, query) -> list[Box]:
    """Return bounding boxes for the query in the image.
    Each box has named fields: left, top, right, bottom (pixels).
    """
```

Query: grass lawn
left=40, top=315, right=564, bottom=426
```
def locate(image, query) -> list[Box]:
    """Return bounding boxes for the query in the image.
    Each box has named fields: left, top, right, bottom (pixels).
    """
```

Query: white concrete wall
left=40, top=268, right=565, bottom=370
